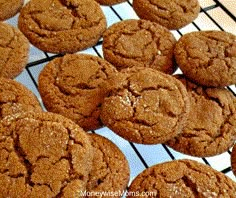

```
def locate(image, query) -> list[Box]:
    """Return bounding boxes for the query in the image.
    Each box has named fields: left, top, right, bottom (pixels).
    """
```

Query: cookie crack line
left=0, top=27, right=17, bottom=49
left=48, top=84, right=101, bottom=119
left=30, top=7, right=103, bottom=33
left=148, top=0, right=168, bottom=11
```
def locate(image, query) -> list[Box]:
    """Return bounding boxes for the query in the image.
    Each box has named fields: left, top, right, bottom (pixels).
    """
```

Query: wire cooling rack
left=5, top=0, right=236, bottom=186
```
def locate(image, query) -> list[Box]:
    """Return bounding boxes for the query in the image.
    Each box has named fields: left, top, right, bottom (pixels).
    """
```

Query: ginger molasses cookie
left=166, top=75, right=236, bottom=157
left=174, top=31, right=236, bottom=87
left=95, top=0, right=126, bottom=6
left=0, top=112, right=93, bottom=197
left=231, top=144, right=236, bottom=176
left=38, top=54, right=118, bottom=131
left=133, top=0, right=200, bottom=30
left=103, top=19, right=177, bottom=74
left=0, top=0, right=23, bottom=21
left=127, top=159, right=236, bottom=197
left=0, top=77, right=42, bottom=119
left=0, top=22, right=29, bottom=79
left=18, top=0, right=107, bottom=54
left=100, top=67, right=190, bottom=144
left=86, top=134, right=130, bottom=197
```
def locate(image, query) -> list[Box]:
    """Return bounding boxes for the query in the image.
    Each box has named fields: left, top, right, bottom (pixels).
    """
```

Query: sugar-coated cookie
left=133, top=0, right=200, bottom=30
left=127, top=159, right=236, bottom=197
left=38, top=53, right=118, bottom=131
left=167, top=75, right=236, bottom=157
left=0, top=0, right=23, bottom=20
left=103, top=19, right=177, bottom=74
left=0, top=112, right=94, bottom=197
left=174, top=31, right=236, bottom=87
left=100, top=67, right=190, bottom=144
left=18, top=0, right=107, bottom=54
left=87, top=133, right=130, bottom=197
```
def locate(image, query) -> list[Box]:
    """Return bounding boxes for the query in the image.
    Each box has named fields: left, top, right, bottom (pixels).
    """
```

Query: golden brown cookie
left=0, top=112, right=94, bottom=197
left=174, top=30, right=236, bottom=87
left=133, top=0, right=200, bottom=30
left=18, top=0, right=107, bottom=54
left=127, top=159, right=236, bottom=197
left=0, top=0, right=23, bottom=21
left=0, top=22, right=29, bottom=79
left=166, top=75, right=236, bottom=157
left=102, top=19, right=177, bottom=74
left=38, top=53, right=118, bottom=131
left=95, top=0, right=126, bottom=6
left=231, top=144, right=236, bottom=176
left=86, top=133, right=130, bottom=197
left=0, top=77, right=42, bottom=119
left=100, top=67, right=190, bottom=144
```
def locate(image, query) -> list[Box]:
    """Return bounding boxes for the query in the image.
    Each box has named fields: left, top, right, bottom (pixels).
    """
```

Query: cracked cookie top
left=127, top=159, right=236, bottom=197
left=174, top=30, right=236, bottom=87
left=18, top=0, right=107, bottom=54
left=87, top=133, right=130, bottom=196
left=0, top=0, right=23, bottom=20
left=0, top=22, right=29, bottom=79
left=103, top=19, right=177, bottom=74
left=0, top=112, right=93, bottom=197
left=0, top=78, right=42, bottom=119
left=100, top=67, right=190, bottom=144
left=133, top=0, right=200, bottom=30
left=38, top=53, right=118, bottom=131
left=166, top=75, right=236, bottom=157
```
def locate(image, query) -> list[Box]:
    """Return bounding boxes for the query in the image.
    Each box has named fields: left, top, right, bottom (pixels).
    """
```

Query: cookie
left=18, top=0, right=107, bottom=54
left=166, top=75, right=236, bottom=157
left=133, top=0, right=200, bottom=30
left=0, top=77, right=42, bottom=119
left=102, top=19, right=177, bottom=74
left=127, top=159, right=236, bottom=197
left=86, top=133, right=130, bottom=197
left=38, top=53, right=118, bottom=131
left=0, top=0, right=23, bottom=21
left=100, top=67, right=190, bottom=144
left=174, top=30, right=236, bottom=87
left=0, top=111, right=94, bottom=197
left=0, top=22, right=29, bottom=79
left=231, top=144, right=236, bottom=176
left=95, top=0, right=126, bottom=6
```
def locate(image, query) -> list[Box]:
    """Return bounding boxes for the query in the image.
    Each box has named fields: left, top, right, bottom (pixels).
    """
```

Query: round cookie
left=95, top=0, right=126, bottom=6
left=18, top=0, right=107, bottom=54
left=100, top=67, right=190, bottom=144
left=166, top=75, right=236, bottom=157
left=0, top=0, right=23, bottom=21
left=0, top=22, right=29, bottom=79
left=38, top=53, right=118, bottom=131
left=127, top=159, right=236, bottom=197
left=133, top=0, right=200, bottom=30
left=231, top=144, right=236, bottom=176
left=86, top=133, right=130, bottom=197
left=103, top=19, right=177, bottom=74
left=0, top=111, right=93, bottom=197
left=0, top=77, right=42, bottom=119
left=174, top=30, right=236, bottom=87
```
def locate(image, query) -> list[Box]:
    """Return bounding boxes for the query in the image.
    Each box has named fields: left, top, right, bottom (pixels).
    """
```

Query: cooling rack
left=5, top=0, right=236, bottom=187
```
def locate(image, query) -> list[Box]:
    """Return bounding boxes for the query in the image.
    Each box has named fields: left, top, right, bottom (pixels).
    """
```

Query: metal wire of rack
left=5, top=0, right=236, bottom=186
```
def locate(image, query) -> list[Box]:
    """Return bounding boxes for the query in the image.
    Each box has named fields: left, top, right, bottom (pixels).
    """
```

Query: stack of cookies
left=0, top=0, right=236, bottom=197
